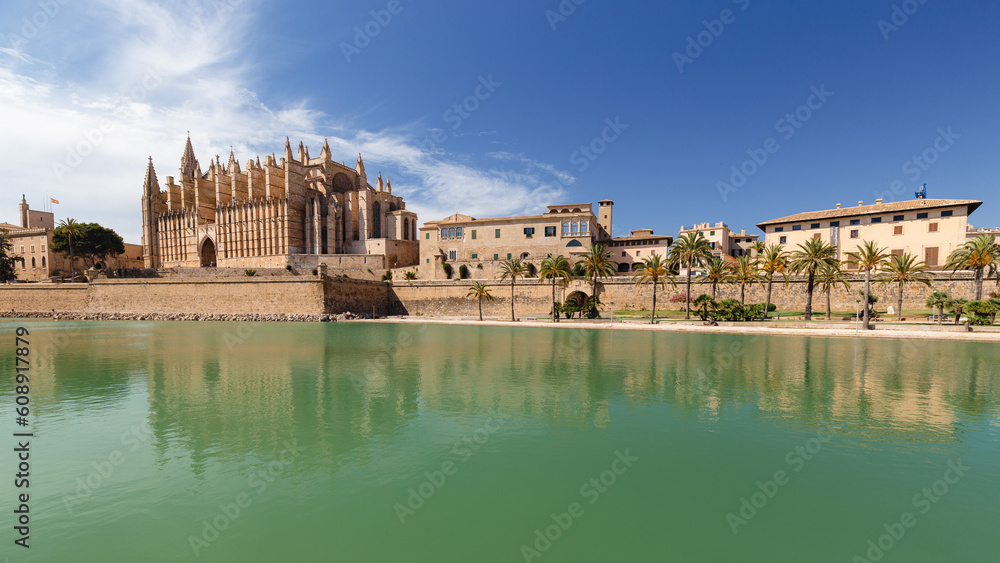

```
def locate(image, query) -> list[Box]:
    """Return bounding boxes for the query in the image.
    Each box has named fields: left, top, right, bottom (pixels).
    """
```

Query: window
left=507, top=253, right=512, bottom=260
left=850, top=219, right=861, bottom=226
left=893, top=215, right=904, bottom=222
left=622, top=251, right=627, bottom=257
left=440, top=228, right=447, bottom=239
left=792, top=225, right=802, bottom=231
left=891, top=249, right=904, bottom=257
left=830, top=221, right=840, bottom=227
left=925, top=247, right=939, bottom=267
left=30, top=245, right=35, bottom=252
left=448, top=250, right=457, bottom=261
left=20, top=246, right=24, bottom=253
left=929, top=223, right=938, bottom=233
left=562, top=222, right=569, bottom=236
left=850, top=230, right=859, bottom=239
left=425, top=233, right=429, bottom=240
left=871, top=217, right=882, bottom=224
left=471, top=230, right=477, bottom=240
left=493, top=254, right=499, bottom=260
left=471, top=253, right=478, bottom=260
left=941, top=210, right=953, bottom=217
left=571, top=222, right=579, bottom=235
left=811, top=223, right=820, bottom=229
left=581, top=222, right=588, bottom=234
left=710, top=231, right=715, bottom=236
left=545, top=226, right=556, bottom=237
left=917, top=212, right=928, bottom=219
left=495, top=229, right=501, bottom=238
left=426, top=258, right=430, bottom=263
left=779, top=236, right=787, bottom=244
left=456, top=227, right=463, bottom=238
left=775, top=227, right=784, bottom=233
left=448, top=227, right=456, bottom=238
left=636, top=251, right=641, bottom=256
left=547, top=254, right=552, bottom=258
left=524, top=227, right=535, bottom=237
left=893, top=225, right=903, bottom=235
left=41, top=257, right=45, bottom=267
left=31, top=257, right=36, bottom=268
left=813, top=233, right=821, bottom=240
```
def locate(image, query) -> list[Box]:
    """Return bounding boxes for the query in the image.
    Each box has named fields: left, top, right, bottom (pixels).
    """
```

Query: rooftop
left=756, top=198, right=982, bottom=229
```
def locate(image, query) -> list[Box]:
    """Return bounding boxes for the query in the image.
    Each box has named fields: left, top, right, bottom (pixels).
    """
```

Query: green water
left=1, top=320, right=998, bottom=562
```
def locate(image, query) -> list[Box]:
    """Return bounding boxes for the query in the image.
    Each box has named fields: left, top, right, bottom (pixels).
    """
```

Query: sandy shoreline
left=364, top=316, right=1000, bottom=343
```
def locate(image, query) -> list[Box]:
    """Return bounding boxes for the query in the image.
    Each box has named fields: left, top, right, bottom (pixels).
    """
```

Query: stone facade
left=678, top=221, right=759, bottom=261
left=141, top=137, right=418, bottom=271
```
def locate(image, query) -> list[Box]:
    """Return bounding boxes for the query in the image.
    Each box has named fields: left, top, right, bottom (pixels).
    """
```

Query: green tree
left=877, top=252, right=933, bottom=321
left=759, top=244, right=788, bottom=318
left=788, top=238, right=838, bottom=320
left=54, top=218, right=83, bottom=281
left=692, top=294, right=717, bottom=321
left=669, top=232, right=714, bottom=320
left=925, top=291, right=949, bottom=324
left=539, top=255, right=572, bottom=323
left=730, top=255, right=764, bottom=305
left=498, top=258, right=528, bottom=321
left=51, top=221, right=126, bottom=275
left=404, top=271, right=417, bottom=280
left=703, top=257, right=730, bottom=300
left=467, top=282, right=494, bottom=321
left=944, top=234, right=1000, bottom=300
left=846, top=240, right=890, bottom=330
left=632, top=254, right=676, bottom=324
left=946, top=298, right=969, bottom=325
left=817, top=263, right=850, bottom=320
left=749, top=240, right=767, bottom=257
left=576, top=244, right=617, bottom=299
left=0, top=230, right=25, bottom=282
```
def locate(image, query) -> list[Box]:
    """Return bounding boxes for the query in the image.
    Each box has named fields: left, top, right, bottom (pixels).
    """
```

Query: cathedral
left=141, top=136, right=418, bottom=270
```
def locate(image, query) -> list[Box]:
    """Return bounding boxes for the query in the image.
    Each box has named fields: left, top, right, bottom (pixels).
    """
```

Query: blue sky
left=2, top=0, right=999, bottom=242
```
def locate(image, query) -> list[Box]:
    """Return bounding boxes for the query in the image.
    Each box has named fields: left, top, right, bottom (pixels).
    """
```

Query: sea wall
left=0, top=284, right=89, bottom=313
left=388, top=280, right=558, bottom=317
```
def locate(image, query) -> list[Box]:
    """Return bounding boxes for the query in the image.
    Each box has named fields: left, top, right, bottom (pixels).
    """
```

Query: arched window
left=441, top=228, right=447, bottom=239
left=31, top=257, right=36, bottom=268
left=42, top=256, right=46, bottom=267
left=581, top=222, right=588, bottom=234
left=562, top=222, right=569, bottom=236
left=372, top=201, right=382, bottom=238
left=449, top=227, right=455, bottom=238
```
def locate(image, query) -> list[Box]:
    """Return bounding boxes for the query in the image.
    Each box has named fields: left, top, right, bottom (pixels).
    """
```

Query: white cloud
left=0, top=0, right=567, bottom=242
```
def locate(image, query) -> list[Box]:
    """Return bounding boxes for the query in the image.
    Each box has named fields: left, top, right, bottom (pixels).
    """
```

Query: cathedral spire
left=386, top=177, right=391, bottom=195
left=228, top=150, right=241, bottom=174
left=355, top=153, right=365, bottom=175
left=180, top=134, right=198, bottom=180
left=284, top=138, right=294, bottom=163
left=143, top=157, right=160, bottom=195
left=375, top=171, right=383, bottom=191
left=321, top=138, right=331, bottom=161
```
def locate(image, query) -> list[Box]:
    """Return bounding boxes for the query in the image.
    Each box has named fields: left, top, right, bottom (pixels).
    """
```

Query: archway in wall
left=372, top=201, right=381, bottom=238
left=618, top=263, right=630, bottom=273
left=200, top=238, right=217, bottom=267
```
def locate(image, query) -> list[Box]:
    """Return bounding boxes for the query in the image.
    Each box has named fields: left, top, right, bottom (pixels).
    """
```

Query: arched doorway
left=200, top=238, right=217, bottom=267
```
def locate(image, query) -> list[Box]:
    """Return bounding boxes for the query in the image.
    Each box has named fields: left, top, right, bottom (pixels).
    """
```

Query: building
left=756, top=197, right=982, bottom=269
left=608, top=229, right=673, bottom=272
left=141, top=136, right=419, bottom=271
left=418, top=201, right=612, bottom=279
left=967, top=224, right=1000, bottom=240
left=677, top=222, right=759, bottom=261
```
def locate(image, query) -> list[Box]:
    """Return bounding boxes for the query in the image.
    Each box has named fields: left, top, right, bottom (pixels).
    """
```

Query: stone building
left=677, top=222, right=759, bottom=261
left=608, top=229, right=673, bottom=272
left=141, top=136, right=419, bottom=271
left=757, top=196, right=982, bottom=269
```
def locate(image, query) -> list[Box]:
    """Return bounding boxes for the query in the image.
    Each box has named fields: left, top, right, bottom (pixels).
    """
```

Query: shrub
left=404, top=271, right=417, bottom=280
left=526, top=263, right=537, bottom=278
left=442, top=262, right=453, bottom=279
left=381, top=270, right=392, bottom=282
left=245, top=269, right=257, bottom=277
left=669, top=293, right=690, bottom=304
left=311, top=268, right=318, bottom=276
left=476, top=263, right=483, bottom=269
left=766, top=302, right=777, bottom=312
left=285, top=264, right=292, bottom=271
left=458, top=264, right=469, bottom=279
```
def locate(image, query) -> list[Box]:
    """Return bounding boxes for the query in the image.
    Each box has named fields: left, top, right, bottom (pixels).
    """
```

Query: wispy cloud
left=0, top=0, right=566, bottom=241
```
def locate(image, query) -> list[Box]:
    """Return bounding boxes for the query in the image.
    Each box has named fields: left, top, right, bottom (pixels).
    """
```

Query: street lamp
left=856, top=299, right=861, bottom=333
left=610, top=301, right=615, bottom=326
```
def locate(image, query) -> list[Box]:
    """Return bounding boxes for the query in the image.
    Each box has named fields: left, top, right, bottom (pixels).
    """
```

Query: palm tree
left=760, top=244, right=788, bottom=318
left=467, top=282, right=494, bottom=321
left=729, top=255, right=764, bottom=305
left=404, top=271, right=417, bottom=280
left=944, top=234, right=1000, bottom=300
left=539, top=255, right=572, bottom=322
left=750, top=240, right=766, bottom=258
left=703, top=257, right=730, bottom=300
left=877, top=252, right=933, bottom=321
left=817, top=263, right=850, bottom=320
left=788, top=238, right=838, bottom=320
left=632, top=254, right=676, bottom=324
left=57, top=218, right=82, bottom=282
left=926, top=291, right=949, bottom=324
left=498, top=258, right=528, bottom=321
left=669, top=232, right=714, bottom=320
left=576, top=243, right=617, bottom=299
left=846, top=240, right=890, bottom=330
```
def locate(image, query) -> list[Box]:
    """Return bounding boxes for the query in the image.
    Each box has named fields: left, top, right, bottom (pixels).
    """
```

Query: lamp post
left=610, top=301, right=615, bottom=326
left=855, top=299, right=861, bottom=333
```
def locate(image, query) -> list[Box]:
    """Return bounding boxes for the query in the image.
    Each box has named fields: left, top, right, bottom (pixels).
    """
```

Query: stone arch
left=617, top=263, right=630, bottom=273
left=566, top=239, right=583, bottom=248
left=200, top=237, right=217, bottom=267
left=331, top=172, right=354, bottom=193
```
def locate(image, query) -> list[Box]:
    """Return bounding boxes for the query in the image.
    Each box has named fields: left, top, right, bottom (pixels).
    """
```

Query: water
left=1, top=320, right=998, bottom=562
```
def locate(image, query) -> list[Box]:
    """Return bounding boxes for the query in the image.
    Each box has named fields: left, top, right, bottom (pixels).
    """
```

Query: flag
left=50, top=198, right=59, bottom=204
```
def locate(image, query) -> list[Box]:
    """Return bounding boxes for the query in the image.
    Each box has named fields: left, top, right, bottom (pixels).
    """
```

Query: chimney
left=836, top=203, right=841, bottom=209
left=858, top=201, right=864, bottom=207
left=876, top=198, right=883, bottom=204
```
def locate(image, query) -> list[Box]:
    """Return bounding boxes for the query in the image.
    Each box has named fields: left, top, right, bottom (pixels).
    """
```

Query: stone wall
left=0, top=284, right=89, bottom=313
left=323, top=278, right=390, bottom=316
left=388, top=279, right=563, bottom=317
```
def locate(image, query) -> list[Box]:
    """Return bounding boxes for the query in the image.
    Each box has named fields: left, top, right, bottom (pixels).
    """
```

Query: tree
left=51, top=221, right=126, bottom=275
left=703, top=257, right=730, bottom=300
left=498, top=258, right=528, bottom=321
left=877, top=252, right=933, bottom=321
left=467, top=282, right=494, bottom=321
left=54, top=218, right=83, bottom=281
left=788, top=238, right=838, bottom=320
left=816, top=263, right=850, bottom=320
left=539, top=255, right=572, bottom=323
left=946, top=298, right=969, bottom=325
left=926, top=291, right=949, bottom=324
left=759, top=244, right=788, bottom=318
left=944, top=234, right=1000, bottom=300
left=669, top=232, right=714, bottom=320
left=404, top=271, right=417, bottom=280
left=0, top=230, right=25, bottom=282
left=692, top=294, right=717, bottom=321
left=729, top=255, right=764, bottom=305
left=749, top=240, right=767, bottom=258
left=846, top=240, right=890, bottom=330
left=632, top=254, right=676, bottom=324
left=576, top=244, right=617, bottom=299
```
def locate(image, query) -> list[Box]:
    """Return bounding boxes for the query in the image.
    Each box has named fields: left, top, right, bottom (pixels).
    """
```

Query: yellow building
left=608, top=229, right=673, bottom=272
left=756, top=197, right=982, bottom=269
left=677, top=222, right=759, bottom=260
